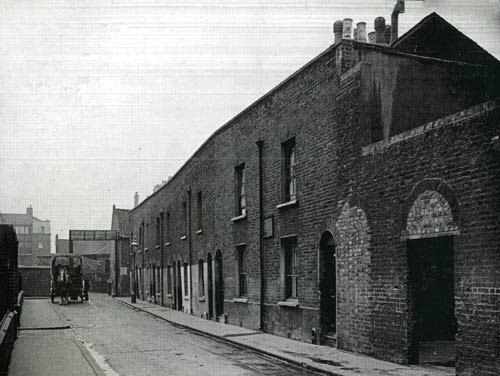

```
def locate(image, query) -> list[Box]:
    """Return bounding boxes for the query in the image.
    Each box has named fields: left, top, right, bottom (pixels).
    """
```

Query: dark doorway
left=319, top=231, right=336, bottom=346
left=152, top=264, right=156, bottom=303
left=407, top=236, right=456, bottom=366
left=176, top=260, right=183, bottom=311
left=214, top=250, right=224, bottom=318
left=207, top=253, right=214, bottom=319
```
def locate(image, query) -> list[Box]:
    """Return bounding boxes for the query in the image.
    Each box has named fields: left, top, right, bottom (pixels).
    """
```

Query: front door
left=214, top=250, right=224, bottom=317
left=207, top=253, right=214, bottom=319
left=408, top=236, right=456, bottom=364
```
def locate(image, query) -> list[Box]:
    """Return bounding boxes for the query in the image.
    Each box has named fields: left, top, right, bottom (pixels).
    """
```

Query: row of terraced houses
left=110, top=11, right=500, bottom=375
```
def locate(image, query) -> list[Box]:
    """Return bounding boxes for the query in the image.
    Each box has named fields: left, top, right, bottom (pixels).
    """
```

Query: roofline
left=391, top=12, right=499, bottom=64
left=131, top=27, right=496, bottom=214
left=131, top=40, right=343, bottom=213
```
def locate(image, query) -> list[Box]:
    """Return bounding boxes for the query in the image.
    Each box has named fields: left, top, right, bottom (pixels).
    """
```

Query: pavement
left=8, top=298, right=106, bottom=376
left=114, top=296, right=455, bottom=376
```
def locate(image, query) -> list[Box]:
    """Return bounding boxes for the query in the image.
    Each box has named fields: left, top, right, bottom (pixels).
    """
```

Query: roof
left=2, top=213, right=31, bottom=226
left=392, top=12, right=499, bottom=67
left=112, top=207, right=130, bottom=237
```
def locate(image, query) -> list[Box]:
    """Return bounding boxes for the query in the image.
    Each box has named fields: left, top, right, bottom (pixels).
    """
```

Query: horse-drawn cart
left=50, top=254, right=89, bottom=304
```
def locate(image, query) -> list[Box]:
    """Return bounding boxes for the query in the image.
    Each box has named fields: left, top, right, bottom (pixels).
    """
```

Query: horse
left=57, top=267, right=70, bottom=305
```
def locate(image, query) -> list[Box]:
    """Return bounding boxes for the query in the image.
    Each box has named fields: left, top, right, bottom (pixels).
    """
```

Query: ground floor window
left=183, top=263, right=188, bottom=296
left=166, top=265, right=172, bottom=294
left=198, top=259, right=205, bottom=297
left=282, top=237, right=298, bottom=299
left=237, top=245, right=247, bottom=296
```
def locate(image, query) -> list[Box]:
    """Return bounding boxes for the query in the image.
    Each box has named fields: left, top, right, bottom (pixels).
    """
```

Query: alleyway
left=9, top=295, right=315, bottom=376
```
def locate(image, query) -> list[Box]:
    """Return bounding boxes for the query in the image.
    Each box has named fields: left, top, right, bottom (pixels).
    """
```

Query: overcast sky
left=1, top=0, right=499, bottom=252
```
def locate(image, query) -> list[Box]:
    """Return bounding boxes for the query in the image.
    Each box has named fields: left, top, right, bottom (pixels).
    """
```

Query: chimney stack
left=368, top=32, right=376, bottom=44
left=357, top=22, right=367, bottom=42
left=374, top=17, right=386, bottom=44
left=333, top=20, right=343, bottom=44
left=134, top=192, right=139, bottom=208
left=384, top=25, right=392, bottom=44
left=26, top=205, right=33, bottom=218
left=342, top=18, right=353, bottom=39
left=391, top=0, right=405, bottom=44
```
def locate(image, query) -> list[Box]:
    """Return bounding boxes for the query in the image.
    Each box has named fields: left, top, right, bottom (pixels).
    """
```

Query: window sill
left=183, top=296, right=190, bottom=301
left=166, top=294, right=173, bottom=298
left=164, top=242, right=171, bottom=247
left=198, top=297, right=206, bottom=302
left=276, top=200, right=298, bottom=209
left=231, top=213, right=247, bottom=222
left=196, top=229, right=203, bottom=235
left=277, top=300, right=299, bottom=308
left=155, top=245, right=160, bottom=249
left=180, top=235, right=187, bottom=240
left=233, top=297, right=248, bottom=304
left=143, top=248, right=149, bottom=252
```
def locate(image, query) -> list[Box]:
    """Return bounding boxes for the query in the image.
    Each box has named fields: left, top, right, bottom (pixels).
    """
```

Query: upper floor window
left=197, top=191, right=203, bottom=231
left=156, top=217, right=161, bottom=246
left=38, top=241, right=43, bottom=249
left=166, top=211, right=171, bottom=242
left=235, top=163, right=246, bottom=216
left=282, top=138, right=296, bottom=202
left=282, top=237, right=298, bottom=300
left=237, top=245, right=248, bottom=296
left=40, top=226, right=45, bottom=233
left=182, top=201, right=188, bottom=236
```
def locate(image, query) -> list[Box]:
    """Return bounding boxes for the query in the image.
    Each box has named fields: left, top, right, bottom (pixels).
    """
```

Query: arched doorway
left=406, top=189, right=458, bottom=366
left=176, top=260, right=183, bottom=311
left=207, top=253, right=214, bottom=319
left=214, top=250, right=224, bottom=318
left=319, top=231, right=336, bottom=346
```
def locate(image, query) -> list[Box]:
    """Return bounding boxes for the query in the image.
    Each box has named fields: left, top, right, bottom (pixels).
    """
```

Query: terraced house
left=124, top=10, right=500, bottom=375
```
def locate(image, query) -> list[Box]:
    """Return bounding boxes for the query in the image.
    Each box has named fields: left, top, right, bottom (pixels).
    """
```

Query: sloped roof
left=112, top=207, right=130, bottom=237
left=392, top=12, right=499, bottom=67
left=2, top=213, right=31, bottom=226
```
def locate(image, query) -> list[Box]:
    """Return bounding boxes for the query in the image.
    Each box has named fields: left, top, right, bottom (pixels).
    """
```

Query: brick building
left=0, top=206, right=51, bottom=266
left=110, top=205, right=131, bottom=297
left=125, top=11, right=500, bottom=375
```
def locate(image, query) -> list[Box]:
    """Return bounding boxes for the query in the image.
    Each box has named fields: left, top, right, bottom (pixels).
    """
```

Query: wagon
left=50, top=254, right=89, bottom=303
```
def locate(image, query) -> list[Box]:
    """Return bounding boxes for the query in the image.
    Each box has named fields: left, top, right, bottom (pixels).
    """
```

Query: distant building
left=1, top=206, right=51, bottom=266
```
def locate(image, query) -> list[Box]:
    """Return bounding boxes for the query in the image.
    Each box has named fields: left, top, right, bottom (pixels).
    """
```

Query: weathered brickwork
left=336, top=201, right=372, bottom=354
left=19, top=266, right=50, bottom=297
left=125, top=18, right=500, bottom=374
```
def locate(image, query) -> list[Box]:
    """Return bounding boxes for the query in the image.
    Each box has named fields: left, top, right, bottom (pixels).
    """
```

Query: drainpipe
left=256, top=140, right=265, bottom=332
left=187, top=189, right=193, bottom=314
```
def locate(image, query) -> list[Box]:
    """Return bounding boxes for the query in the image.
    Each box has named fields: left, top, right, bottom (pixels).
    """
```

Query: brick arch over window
left=402, top=179, right=460, bottom=239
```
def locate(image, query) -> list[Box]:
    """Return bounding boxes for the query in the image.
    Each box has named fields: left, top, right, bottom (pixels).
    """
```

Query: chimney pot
left=27, top=205, right=33, bottom=217
left=374, top=16, right=386, bottom=44
left=342, top=18, right=353, bottom=39
left=333, top=20, right=343, bottom=44
left=356, top=22, right=367, bottom=42
left=368, top=32, right=376, bottom=44
left=384, top=25, right=392, bottom=44
left=134, top=192, right=139, bottom=208
left=391, top=0, right=405, bottom=44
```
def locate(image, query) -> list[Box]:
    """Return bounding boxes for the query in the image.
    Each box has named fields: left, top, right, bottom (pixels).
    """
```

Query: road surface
left=48, top=294, right=315, bottom=376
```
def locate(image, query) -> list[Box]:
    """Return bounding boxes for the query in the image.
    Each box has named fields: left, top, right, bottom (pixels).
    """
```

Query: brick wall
left=19, top=266, right=50, bottom=297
